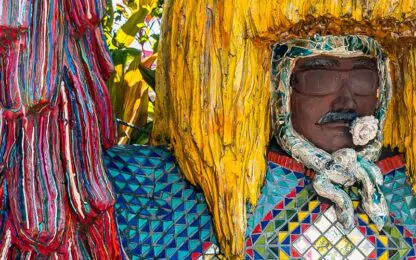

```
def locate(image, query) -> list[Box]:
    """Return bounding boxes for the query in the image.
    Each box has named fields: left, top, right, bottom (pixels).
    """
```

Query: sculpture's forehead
left=293, top=55, right=378, bottom=71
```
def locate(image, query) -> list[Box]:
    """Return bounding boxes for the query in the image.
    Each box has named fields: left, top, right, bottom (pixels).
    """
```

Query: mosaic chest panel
left=104, top=146, right=416, bottom=259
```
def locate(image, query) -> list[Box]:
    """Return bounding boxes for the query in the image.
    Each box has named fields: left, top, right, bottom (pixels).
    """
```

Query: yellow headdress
left=153, top=1, right=416, bottom=258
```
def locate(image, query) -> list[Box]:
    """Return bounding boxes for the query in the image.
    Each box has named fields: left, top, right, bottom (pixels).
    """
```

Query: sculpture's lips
left=323, top=121, right=350, bottom=128
left=316, top=112, right=358, bottom=125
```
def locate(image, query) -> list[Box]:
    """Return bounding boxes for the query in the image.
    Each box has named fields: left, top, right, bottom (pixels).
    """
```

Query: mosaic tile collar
left=267, top=151, right=406, bottom=177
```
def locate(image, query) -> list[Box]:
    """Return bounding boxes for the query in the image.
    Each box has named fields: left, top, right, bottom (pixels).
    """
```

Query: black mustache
left=316, top=111, right=358, bottom=125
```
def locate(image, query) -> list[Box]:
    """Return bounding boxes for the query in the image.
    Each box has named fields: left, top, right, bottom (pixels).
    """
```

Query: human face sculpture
left=290, top=56, right=379, bottom=153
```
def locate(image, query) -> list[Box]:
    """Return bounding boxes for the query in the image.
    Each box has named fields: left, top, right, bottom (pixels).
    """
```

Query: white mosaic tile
left=205, top=243, right=220, bottom=254
left=294, top=236, right=311, bottom=254
left=358, top=239, right=375, bottom=256
left=324, top=206, right=337, bottom=223
left=304, top=247, right=321, bottom=260
left=304, top=225, right=321, bottom=243
left=324, top=248, right=343, bottom=260
left=324, top=225, right=343, bottom=245
left=291, top=205, right=377, bottom=260
left=334, top=222, right=348, bottom=235
left=346, top=227, right=365, bottom=246
left=347, top=249, right=365, bottom=260
left=315, top=215, right=331, bottom=233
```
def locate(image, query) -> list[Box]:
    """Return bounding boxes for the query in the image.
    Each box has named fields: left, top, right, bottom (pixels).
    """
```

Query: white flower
left=350, top=116, right=379, bottom=146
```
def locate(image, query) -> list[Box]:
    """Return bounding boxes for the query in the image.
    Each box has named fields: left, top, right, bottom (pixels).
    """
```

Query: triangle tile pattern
left=244, top=160, right=416, bottom=259
left=246, top=163, right=300, bottom=235
left=381, top=167, right=416, bottom=236
left=104, top=145, right=217, bottom=259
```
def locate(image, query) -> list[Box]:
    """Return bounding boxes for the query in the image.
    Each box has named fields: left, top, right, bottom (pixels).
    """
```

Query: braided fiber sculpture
left=0, top=1, right=122, bottom=258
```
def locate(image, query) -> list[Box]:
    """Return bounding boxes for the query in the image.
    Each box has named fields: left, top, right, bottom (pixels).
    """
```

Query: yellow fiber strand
left=385, top=43, right=416, bottom=193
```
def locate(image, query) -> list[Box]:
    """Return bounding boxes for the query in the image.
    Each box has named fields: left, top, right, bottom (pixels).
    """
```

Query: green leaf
left=151, top=33, right=160, bottom=52
left=111, top=48, right=141, bottom=66
left=113, top=7, right=150, bottom=48
left=126, top=0, right=140, bottom=11
left=151, top=6, right=163, bottom=18
left=130, top=121, right=153, bottom=144
left=138, top=35, right=149, bottom=44
left=139, top=64, right=156, bottom=88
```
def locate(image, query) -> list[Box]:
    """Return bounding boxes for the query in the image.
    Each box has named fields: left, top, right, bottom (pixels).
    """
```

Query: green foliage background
left=103, top=0, right=162, bottom=145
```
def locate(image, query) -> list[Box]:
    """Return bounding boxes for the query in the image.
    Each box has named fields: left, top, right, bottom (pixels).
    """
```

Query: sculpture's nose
left=331, top=79, right=358, bottom=112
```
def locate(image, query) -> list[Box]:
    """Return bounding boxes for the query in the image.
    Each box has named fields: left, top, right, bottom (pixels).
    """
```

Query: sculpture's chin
left=304, top=129, right=356, bottom=154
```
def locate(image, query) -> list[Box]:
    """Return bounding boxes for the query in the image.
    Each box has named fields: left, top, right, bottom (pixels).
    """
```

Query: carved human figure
left=287, top=54, right=388, bottom=232
left=105, top=35, right=416, bottom=259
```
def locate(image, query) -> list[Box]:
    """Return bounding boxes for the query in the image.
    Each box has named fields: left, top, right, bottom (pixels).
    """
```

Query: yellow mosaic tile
left=368, top=224, right=380, bottom=234
left=352, top=201, right=359, bottom=209
left=278, top=232, right=288, bottom=242
left=359, top=213, right=369, bottom=224
left=289, top=222, right=298, bottom=232
left=314, top=236, right=331, bottom=255
left=298, top=211, right=309, bottom=222
left=279, top=250, right=290, bottom=260
left=358, top=213, right=379, bottom=234
left=379, top=251, right=389, bottom=260
left=378, top=235, right=388, bottom=247
left=335, top=237, right=354, bottom=256
left=308, top=201, right=319, bottom=211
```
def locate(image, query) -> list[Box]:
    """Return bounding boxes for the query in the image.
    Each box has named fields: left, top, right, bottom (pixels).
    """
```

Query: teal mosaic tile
left=104, top=145, right=217, bottom=259
left=382, top=168, right=416, bottom=236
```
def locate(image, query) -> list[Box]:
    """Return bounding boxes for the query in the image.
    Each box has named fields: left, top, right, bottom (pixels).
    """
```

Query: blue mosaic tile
left=382, top=167, right=416, bottom=236
left=104, top=145, right=217, bottom=259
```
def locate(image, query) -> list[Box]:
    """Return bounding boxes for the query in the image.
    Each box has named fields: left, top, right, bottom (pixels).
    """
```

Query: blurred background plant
left=103, top=0, right=162, bottom=144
